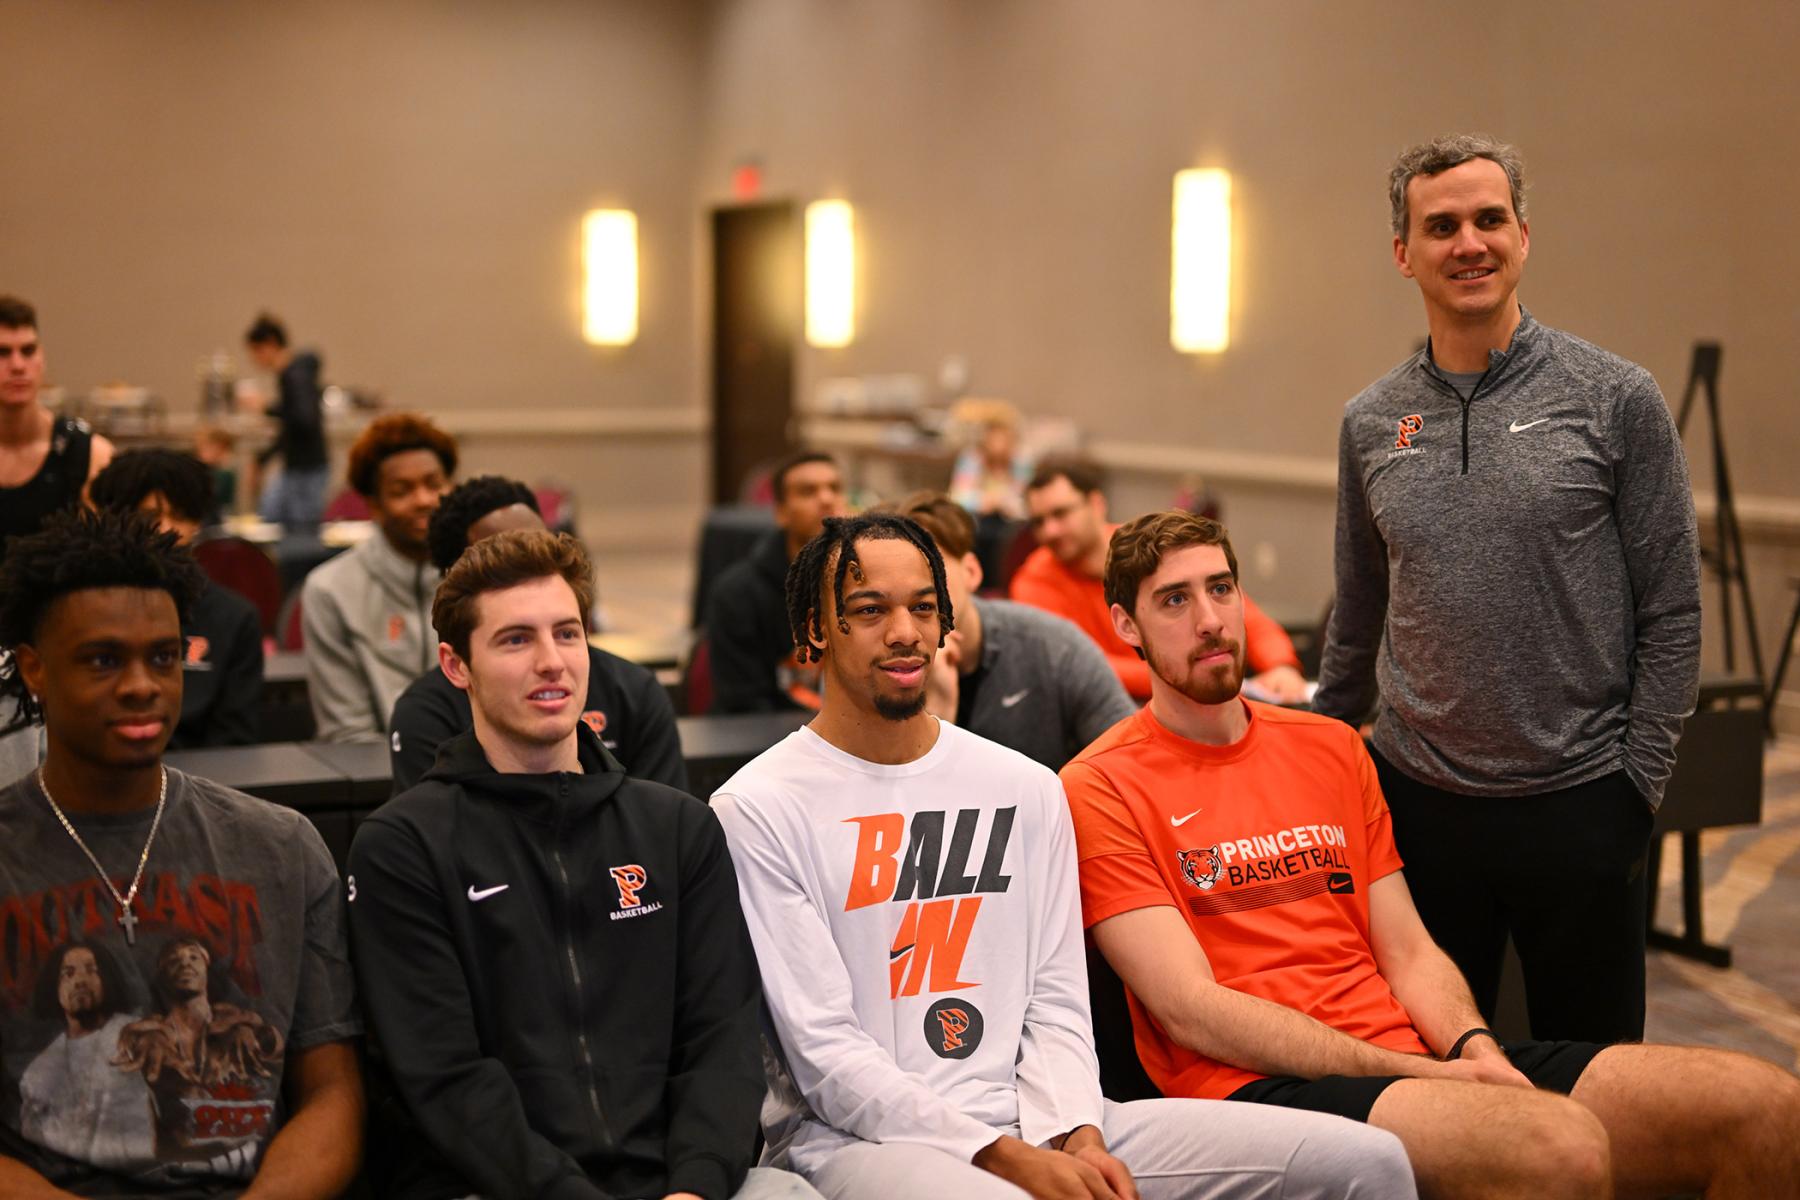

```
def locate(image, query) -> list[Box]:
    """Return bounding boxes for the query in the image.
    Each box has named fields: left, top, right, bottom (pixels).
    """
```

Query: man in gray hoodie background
left=301, top=412, right=457, bottom=742
left=1314, top=134, right=1701, bottom=1045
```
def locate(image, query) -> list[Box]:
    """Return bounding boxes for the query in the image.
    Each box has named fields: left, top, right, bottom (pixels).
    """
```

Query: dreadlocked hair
left=90, top=448, right=216, bottom=525
left=783, top=513, right=954, bottom=665
left=427, top=475, right=540, bottom=572
left=0, top=508, right=205, bottom=733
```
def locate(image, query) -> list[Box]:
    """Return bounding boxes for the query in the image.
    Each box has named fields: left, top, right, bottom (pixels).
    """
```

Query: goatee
left=874, top=692, right=928, bottom=722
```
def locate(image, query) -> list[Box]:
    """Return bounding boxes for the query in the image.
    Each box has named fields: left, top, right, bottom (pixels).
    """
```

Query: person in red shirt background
left=1010, top=457, right=1308, bottom=703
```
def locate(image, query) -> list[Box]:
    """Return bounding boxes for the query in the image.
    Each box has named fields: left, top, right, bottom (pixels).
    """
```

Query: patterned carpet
left=1645, top=735, right=1800, bottom=1069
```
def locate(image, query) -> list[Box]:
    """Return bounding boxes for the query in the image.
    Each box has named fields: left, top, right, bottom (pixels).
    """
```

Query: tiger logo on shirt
left=1178, top=846, right=1224, bottom=891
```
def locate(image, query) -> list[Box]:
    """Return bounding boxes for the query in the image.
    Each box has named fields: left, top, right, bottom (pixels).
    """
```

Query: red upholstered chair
left=322, top=489, right=370, bottom=521
left=190, top=535, right=284, bottom=636
left=682, top=638, right=715, bottom=717
left=989, top=523, right=1040, bottom=596
left=277, top=590, right=306, bottom=652
left=533, top=484, right=575, bottom=533
left=738, top=463, right=778, bottom=507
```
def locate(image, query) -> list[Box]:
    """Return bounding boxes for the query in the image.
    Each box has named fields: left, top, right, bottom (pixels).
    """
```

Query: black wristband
left=1447, top=1027, right=1498, bottom=1060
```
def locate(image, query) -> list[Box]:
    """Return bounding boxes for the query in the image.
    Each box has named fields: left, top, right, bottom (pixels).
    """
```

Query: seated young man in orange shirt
left=1010, top=457, right=1306, bottom=704
left=1060, top=510, right=1800, bottom=1200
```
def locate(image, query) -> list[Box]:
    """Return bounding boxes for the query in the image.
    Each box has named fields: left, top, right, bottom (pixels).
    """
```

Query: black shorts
left=1225, top=1039, right=1607, bottom=1122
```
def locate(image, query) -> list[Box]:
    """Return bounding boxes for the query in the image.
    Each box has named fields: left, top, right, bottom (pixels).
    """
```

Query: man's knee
left=1436, top=1093, right=1608, bottom=1200
left=1282, top=1121, right=1416, bottom=1199
left=1713, top=1057, right=1800, bottom=1171
left=1528, top=1098, right=1611, bottom=1199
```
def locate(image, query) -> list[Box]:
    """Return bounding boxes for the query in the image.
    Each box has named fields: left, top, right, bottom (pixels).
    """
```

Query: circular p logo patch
left=923, top=997, right=984, bottom=1060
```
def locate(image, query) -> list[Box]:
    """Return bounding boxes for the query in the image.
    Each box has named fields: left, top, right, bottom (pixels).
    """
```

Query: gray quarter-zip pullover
left=1314, top=308, right=1701, bottom=806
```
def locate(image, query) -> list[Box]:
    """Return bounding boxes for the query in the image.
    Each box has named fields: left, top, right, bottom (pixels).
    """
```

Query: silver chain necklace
left=38, top=766, right=167, bottom=946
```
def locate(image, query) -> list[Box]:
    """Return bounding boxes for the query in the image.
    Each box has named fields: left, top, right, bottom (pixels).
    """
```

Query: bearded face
left=57, top=948, right=105, bottom=1019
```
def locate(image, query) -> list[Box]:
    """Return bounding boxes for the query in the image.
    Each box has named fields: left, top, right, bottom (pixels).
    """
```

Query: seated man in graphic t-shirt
left=713, top=512, right=1414, bottom=1200
left=0, top=509, right=363, bottom=1199
left=1061, top=510, right=1800, bottom=1200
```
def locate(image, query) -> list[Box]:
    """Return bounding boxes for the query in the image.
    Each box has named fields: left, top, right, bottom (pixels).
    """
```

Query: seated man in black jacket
left=348, top=529, right=815, bottom=1200
left=89, top=448, right=265, bottom=749
left=705, top=451, right=846, bottom=713
left=387, top=475, right=687, bottom=794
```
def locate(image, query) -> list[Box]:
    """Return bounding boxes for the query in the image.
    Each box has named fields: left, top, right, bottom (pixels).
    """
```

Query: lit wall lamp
left=806, top=199, right=855, bottom=348
left=583, top=209, right=638, bottom=345
left=1171, top=168, right=1232, bottom=353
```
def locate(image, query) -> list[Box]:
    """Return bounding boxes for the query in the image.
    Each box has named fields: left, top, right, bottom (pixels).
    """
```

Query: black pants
left=1372, top=749, right=1654, bottom=1044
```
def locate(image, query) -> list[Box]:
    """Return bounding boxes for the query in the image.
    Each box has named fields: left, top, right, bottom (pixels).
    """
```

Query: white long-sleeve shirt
left=713, top=721, right=1103, bottom=1176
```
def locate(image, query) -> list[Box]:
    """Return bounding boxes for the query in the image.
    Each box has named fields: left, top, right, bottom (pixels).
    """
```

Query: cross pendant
left=117, top=906, right=138, bottom=946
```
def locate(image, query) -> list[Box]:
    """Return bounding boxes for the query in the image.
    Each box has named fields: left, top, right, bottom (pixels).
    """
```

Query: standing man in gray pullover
left=1314, top=134, right=1700, bottom=1045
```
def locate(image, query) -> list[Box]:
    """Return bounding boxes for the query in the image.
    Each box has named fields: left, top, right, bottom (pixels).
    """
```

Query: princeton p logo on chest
left=610, top=864, right=647, bottom=908
left=607, top=864, right=662, bottom=921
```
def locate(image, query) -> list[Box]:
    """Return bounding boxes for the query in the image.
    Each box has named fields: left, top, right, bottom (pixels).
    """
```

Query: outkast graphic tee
left=0, top=771, right=359, bottom=1195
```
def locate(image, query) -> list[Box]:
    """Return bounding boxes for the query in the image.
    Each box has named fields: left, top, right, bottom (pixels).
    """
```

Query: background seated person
left=192, top=425, right=237, bottom=520
left=90, top=448, right=264, bottom=749
left=1011, top=457, right=1307, bottom=704
left=0, top=295, right=116, bottom=569
left=387, top=474, right=686, bottom=795
left=879, top=490, right=1133, bottom=771
left=705, top=450, right=846, bottom=713
left=2, top=295, right=112, bottom=784
left=1062, top=510, right=1800, bottom=1200
left=947, top=397, right=1033, bottom=521
left=300, top=412, right=455, bottom=743
left=0, top=509, right=363, bottom=1199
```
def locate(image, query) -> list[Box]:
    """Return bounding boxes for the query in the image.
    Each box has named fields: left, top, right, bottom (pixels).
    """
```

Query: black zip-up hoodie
left=346, top=726, right=764, bottom=1200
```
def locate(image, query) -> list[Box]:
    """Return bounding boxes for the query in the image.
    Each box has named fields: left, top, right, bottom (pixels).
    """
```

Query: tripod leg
left=1769, top=586, right=1800, bottom=722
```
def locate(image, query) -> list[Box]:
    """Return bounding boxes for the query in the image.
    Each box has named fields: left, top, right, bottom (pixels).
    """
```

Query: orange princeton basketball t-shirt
left=1062, top=701, right=1427, bottom=1099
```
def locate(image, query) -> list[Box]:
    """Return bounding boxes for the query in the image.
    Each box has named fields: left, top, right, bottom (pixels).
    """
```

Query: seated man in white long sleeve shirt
left=712, top=513, right=1415, bottom=1200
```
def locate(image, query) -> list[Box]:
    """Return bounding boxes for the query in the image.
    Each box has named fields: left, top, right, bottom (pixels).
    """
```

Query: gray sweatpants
left=802, top=1098, right=1415, bottom=1200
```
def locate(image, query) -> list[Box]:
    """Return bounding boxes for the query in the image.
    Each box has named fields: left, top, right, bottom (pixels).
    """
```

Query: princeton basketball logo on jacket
left=608, top=864, right=661, bottom=921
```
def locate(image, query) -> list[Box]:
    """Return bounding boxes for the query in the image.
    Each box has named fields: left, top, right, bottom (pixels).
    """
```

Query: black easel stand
left=1648, top=344, right=1768, bottom=967
left=1673, top=343, right=1768, bottom=723
left=1770, top=589, right=1800, bottom=721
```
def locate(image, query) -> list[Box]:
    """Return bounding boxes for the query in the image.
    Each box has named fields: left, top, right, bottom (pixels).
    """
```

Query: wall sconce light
left=806, top=199, right=855, bottom=348
left=583, top=209, right=638, bottom=346
left=1171, top=169, right=1231, bottom=353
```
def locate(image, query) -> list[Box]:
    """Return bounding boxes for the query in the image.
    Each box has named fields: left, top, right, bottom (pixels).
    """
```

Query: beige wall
left=8, top=0, right=711, bottom=540
left=700, top=0, right=1797, bottom=486
left=10, top=1, right=1800, bottom=690
left=698, top=0, right=1800, bottom=687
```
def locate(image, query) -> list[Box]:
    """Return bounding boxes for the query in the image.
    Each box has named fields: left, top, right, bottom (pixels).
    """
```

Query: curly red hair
left=346, top=413, right=458, bottom=498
